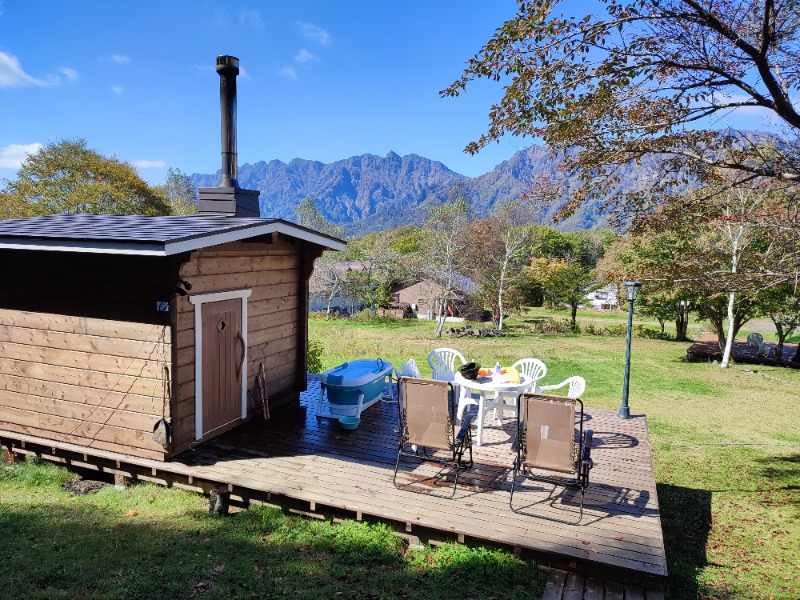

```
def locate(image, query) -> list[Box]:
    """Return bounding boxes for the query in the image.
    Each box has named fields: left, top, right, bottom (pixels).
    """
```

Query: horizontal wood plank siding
left=172, top=237, right=312, bottom=455
left=0, top=308, right=170, bottom=460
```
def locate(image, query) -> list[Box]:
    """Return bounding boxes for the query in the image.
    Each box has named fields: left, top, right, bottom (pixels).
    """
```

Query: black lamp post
left=619, top=281, right=641, bottom=419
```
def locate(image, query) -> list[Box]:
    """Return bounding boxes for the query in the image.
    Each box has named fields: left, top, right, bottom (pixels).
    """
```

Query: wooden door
left=201, top=298, right=244, bottom=436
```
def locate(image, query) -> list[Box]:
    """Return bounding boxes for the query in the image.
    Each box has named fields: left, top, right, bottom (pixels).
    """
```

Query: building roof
left=0, top=214, right=346, bottom=256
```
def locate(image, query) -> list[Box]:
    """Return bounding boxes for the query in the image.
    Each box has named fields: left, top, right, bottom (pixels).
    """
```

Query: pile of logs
left=445, top=326, right=503, bottom=337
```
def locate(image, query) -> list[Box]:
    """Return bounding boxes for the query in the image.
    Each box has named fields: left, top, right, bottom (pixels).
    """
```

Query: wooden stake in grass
left=208, top=489, right=231, bottom=516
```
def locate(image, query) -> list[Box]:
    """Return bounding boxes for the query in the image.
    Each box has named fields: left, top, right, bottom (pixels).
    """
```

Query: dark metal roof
left=0, top=214, right=346, bottom=256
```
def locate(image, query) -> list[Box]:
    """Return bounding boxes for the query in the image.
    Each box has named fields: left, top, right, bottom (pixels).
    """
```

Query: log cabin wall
left=0, top=250, right=176, bottom=461
left=172, top=235, right=321, bottom=455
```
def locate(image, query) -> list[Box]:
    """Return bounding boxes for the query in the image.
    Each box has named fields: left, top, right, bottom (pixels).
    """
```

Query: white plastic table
left=453, top=371, right=534, bottom=446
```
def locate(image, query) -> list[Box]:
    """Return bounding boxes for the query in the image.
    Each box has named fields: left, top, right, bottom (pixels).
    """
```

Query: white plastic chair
left=397, top=357, right=421, bottom=378
left=512, top=358, right=548, bottom=390
left=494, top=358, right=548, bottom=422
left=427, top=348, right=466, bottom=382
left=538, top=375, right=586, bottom=398
left=428, top=348, right=466, bottom=407
left=747, top=333, right=764, bottom=348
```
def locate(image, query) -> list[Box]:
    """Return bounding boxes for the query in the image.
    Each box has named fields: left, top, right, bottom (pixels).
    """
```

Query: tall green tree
left=1, top=138, right=170, bottom=216
left=425, top=191, right=471, bottom=337
left=296, top=196, right=344, bottom=238
left=467, top=201, right=535, bottom=330
left=443, top=0, right=800, bottom=220
left=757, top=285, right=800, bottom=362
left=153, top=167, right=197, bottom=215
left=301, top=197, right=348, bottom=319
left=528, top=257, right=598, bottom=330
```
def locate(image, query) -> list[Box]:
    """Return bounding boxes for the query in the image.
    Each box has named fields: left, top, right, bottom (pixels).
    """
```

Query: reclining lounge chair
left=393, top=376, right=474, bottom=498
left=510, top=392, right=593, bottom=523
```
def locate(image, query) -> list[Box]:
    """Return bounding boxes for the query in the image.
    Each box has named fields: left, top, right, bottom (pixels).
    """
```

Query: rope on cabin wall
left=63, top=323, right=170, bottom=445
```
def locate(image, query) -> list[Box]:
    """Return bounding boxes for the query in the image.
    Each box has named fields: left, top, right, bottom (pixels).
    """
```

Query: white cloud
left=0, top=142, right=42, bottom=169
left=132, top=159, right=166, bottom=169
left=109, top=54, right=130, bottom=65
left=279, top=66, right=297, bottom=80
left=0, top=51, right=79, bottom=87
left=58, top=66, right=79, bottom=82
left=295, top=49, right=317, bottom=64
left=297, top=22, right=332, bottom=46
left=0, top=51, right=48, bottom=87
left=111, top=85, right=124, bottom=94
left=238, top=10, right=264, bottom=29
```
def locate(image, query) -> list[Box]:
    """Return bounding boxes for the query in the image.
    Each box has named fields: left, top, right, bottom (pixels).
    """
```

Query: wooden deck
left=1, top=375, right=667, bottom=584
left=686, top=333, right=799, bottom=368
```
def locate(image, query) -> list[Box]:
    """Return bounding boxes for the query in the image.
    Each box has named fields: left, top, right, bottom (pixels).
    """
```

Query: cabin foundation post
left=114, top=473, right=131, bottom=489
left=2, top=443, right=14, bottom=465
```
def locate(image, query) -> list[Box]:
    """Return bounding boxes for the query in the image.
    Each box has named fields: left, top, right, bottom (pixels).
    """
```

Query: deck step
left=541, top=569, right=663, bottom=600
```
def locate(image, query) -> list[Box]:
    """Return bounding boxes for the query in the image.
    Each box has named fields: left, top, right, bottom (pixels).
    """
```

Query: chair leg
left=392, top=447, right=404, bottom=491
left=394, top=444, right=462, bottom=499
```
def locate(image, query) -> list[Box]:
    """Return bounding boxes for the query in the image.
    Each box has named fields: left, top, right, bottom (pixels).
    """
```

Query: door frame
left=189, top=289, right=252, bottom=440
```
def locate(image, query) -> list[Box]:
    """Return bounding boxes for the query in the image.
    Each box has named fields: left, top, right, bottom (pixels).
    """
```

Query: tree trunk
left=773, top=319, right=787, bottom=362
left=325, top=294, right=334, bottom=320
left=658, top=318, right=665, bottom=334
left=720, top=292, right=736, bottom=368
left=497, top=260, right=509, bottom=331
left=570, top=302, right=579, bottom=332
left=434, top=294, right=447, bottom=337
left=675, top=308, right=689, bottom=342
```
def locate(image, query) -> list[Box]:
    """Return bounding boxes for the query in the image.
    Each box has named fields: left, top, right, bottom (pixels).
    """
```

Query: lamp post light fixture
left=619, top=281, right=642, bottom=419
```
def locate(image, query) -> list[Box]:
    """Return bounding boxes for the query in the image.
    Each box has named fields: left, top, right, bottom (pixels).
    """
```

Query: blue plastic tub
left=318, top=358, right=394, bottom=418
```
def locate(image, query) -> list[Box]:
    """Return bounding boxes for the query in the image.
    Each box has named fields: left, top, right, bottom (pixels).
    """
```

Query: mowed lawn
left=309, top=311, right=800, bottom=599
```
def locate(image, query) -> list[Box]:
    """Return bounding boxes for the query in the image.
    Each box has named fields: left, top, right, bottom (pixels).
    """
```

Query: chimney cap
left=216, top=55, right=239, bottom=75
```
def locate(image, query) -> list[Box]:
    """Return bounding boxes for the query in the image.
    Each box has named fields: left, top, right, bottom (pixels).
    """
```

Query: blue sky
left=0, top=0, right=533, bottom=185
left=0, top=0, right=782, bottom=187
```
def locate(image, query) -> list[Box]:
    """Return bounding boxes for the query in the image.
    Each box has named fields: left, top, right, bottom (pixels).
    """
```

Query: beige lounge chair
left=509, top=392, right=593, bottom=523
left=393, top=377, right=474, bottom=498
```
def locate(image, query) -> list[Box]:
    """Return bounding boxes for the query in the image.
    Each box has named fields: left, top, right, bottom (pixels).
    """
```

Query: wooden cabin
left=0, top=213, right=344, bottom=461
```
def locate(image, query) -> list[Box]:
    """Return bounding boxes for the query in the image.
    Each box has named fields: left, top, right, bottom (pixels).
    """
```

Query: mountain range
left=189, top=146, right=658, bottom=236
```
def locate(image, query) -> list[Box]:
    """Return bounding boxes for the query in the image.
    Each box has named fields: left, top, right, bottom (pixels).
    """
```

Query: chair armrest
left=581, top=429, right=593, bottom=463
left=456, top=412, right=475, bottom=443
left=538, top=381, right=566, bottom=392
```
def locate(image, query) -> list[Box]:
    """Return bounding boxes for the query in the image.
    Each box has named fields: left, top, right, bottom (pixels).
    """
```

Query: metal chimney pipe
left=216, top=55, right=239, bottom=188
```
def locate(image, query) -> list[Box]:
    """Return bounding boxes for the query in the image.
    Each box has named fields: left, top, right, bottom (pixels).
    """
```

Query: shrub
left=307, top=339, right=324, bottom=373
left=635, top=325, right=673, bottom=340
left=529, top=318, right=576, bottom=335
left=349, top=310, right=401, bottom=325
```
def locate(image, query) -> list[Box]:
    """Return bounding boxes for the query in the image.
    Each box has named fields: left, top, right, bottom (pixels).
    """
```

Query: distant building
left=584, top=284, right=619, bottom=309
left=392, top=275, right=477, bottom=319
left=309, top=261, right=370, bottom=315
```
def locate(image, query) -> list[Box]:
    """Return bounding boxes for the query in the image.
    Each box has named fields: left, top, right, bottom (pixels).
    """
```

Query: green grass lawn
left=308, top=310, right=800, bottom=599
left=0, top=460, right=543, bottom=599
left=2, top=308, right=798, bottom=599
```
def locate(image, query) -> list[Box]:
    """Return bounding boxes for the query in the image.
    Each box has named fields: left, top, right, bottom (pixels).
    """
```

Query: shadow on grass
left=0, top=483, right=544, bottom=600
left=754, top=451, right=800, bottom=505
left=658, top=483, right=713, bottom=600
